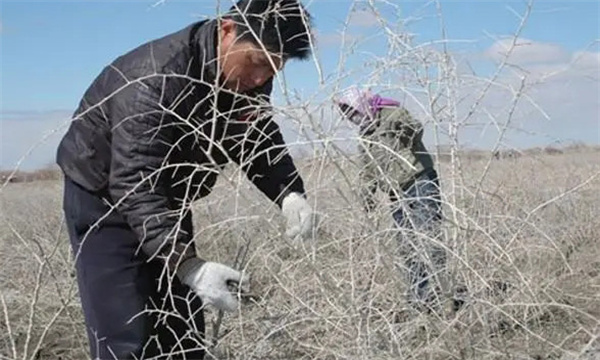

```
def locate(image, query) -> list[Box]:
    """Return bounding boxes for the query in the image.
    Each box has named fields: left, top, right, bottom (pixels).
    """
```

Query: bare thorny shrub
left=1, top=0, right=599, bottom=359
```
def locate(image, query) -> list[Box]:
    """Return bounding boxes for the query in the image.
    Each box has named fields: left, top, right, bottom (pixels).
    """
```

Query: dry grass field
left=0, top=147, right=599, bottom=360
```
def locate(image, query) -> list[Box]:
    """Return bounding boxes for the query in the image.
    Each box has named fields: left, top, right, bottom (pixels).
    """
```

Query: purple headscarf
left=335, top=87, right=400, bottom=131
left=368, top=93, right=400, bottom=115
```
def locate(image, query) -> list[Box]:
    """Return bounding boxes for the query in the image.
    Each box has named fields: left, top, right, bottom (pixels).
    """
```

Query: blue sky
left=1, top=0, right=599, bottom=169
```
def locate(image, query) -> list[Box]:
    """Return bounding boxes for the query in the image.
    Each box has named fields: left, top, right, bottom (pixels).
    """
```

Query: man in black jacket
left=56, top=1, right=318, bottom=358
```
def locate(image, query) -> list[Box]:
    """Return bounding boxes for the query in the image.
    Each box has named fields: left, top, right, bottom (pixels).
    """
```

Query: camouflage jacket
left=357, top=107, right=435, bottom=210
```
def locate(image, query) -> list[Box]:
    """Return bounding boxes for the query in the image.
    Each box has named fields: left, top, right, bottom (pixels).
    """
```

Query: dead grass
left=0, top=149, right=598, bottom=360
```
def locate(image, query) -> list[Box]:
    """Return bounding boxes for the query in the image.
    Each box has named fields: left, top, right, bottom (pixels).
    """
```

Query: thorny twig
left=208, top=232, right=252, bottom=354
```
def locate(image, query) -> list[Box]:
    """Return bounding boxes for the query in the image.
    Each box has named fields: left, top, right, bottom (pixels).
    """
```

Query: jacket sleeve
left=231, top=82, right=306, bottom=207
left=108, top=78, right=204, bottom=283
left=390, top=107, right=424, bottom=146
left=242, top=116, right=306, bottom=206
left=358, top=163, right=378, bottom=213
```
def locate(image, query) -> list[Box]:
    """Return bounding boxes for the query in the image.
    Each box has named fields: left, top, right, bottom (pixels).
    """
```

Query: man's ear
left=219, top=18, right=237, bottom=48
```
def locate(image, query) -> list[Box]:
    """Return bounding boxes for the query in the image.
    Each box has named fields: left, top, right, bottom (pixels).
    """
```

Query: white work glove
left=184, top=262, right=249, bottom=312
left=281, top=192, right=320, bottom=241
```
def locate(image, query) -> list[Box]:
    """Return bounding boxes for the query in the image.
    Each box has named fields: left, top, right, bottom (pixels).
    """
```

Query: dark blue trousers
left=391, top=169, right=447, bottom=308
left=63, top=177, right=205, bottom=359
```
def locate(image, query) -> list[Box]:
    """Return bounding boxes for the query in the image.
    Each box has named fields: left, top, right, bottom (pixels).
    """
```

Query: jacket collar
left=191, top=19, right=219, bottom=83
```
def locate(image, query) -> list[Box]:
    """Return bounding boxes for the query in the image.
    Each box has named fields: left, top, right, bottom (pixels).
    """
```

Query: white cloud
left=445, top=41, right=600, bottom=148
left=571, top=51, right=600, bottom=73
left=480, top=40, right=598, bottom=84
left=484, top=37, right=570, bottom=65
left=316, top=32, right=345, bottom=46
left=315, top=30, right=361, bottom=47
left=348, top=9, right=380, bottom=28
left=0, top=110, right=71, bottom=170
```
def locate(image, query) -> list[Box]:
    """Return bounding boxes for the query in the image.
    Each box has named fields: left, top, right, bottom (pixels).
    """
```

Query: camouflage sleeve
left=391, top=107, right=424, bottom=146
left=358, top=146, right=378, bottom=213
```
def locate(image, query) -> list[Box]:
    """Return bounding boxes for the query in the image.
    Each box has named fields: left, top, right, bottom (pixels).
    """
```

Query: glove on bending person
left=183, top=262, right=249, bottom=312
left=281, top=192, right=320, bottom=241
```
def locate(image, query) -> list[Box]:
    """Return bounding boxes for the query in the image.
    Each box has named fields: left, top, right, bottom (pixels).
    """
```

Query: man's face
left=337, top=102, right=368, bottom=126
left=218, top=19, right=284, bottom=93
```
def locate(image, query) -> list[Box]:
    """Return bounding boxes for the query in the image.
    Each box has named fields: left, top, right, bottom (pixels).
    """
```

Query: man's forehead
left=249, top=47, right=285, bottom=70
left=251, top=46, right=284, bottom=62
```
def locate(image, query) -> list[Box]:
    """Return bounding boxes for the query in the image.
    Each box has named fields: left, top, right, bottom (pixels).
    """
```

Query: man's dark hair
left=226, top=0, right=313, bottom=60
